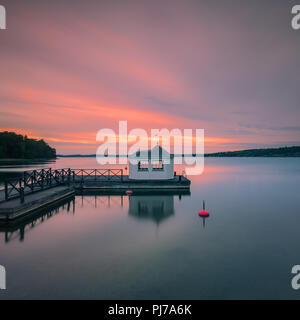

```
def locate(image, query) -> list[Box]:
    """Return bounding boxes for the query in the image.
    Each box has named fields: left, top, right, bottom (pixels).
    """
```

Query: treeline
left=205, top=146, right=300, bottom=157
left=0, top=131, right=56, bottom=159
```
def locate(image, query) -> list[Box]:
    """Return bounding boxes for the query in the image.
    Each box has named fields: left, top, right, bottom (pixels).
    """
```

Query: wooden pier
left=0, top=168, right=190, bottom=221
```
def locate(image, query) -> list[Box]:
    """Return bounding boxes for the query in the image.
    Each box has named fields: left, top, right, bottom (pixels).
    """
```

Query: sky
left=0, top=0, right=299, bottom=154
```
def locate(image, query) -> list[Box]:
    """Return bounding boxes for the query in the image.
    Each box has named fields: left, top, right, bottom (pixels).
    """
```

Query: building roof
left=129, top=145, right=174, bottom=160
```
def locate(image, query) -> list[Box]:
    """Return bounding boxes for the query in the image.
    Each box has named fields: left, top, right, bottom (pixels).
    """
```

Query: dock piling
left=41, top=169, right=44, bottom=190
left=4, top=180, right=8, bottom=201
left=49, top=168, right=52, bottom=186
left=19, top=179, right=24, bottom=203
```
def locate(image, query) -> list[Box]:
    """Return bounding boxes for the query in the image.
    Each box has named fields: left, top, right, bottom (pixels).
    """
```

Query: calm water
left=0, top=157, right=300, bottom=299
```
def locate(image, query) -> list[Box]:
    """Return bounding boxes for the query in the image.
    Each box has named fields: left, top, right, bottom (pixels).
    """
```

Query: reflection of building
left=129, top=145, right=174, bottom=180
left=128, top=195, right=175, bottom=225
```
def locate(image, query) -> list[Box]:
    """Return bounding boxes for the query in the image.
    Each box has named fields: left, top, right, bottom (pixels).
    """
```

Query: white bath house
left=128, top=145, right=174, bottom=180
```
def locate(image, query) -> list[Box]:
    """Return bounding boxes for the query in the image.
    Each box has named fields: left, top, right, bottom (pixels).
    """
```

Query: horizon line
left=57, top=145, right=300, bottom=157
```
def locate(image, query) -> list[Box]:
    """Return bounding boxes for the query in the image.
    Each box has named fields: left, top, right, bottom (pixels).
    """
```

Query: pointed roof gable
left=130, top=145, right=174, bottom=160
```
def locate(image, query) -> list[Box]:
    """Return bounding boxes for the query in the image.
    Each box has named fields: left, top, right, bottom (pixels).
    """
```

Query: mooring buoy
left=198, top=200, right=210, bottom=217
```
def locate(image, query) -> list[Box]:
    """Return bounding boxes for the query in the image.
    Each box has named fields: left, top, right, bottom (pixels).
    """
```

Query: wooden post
left=49, top=168, right=52, bottom=186
left=31, top=174, right=34, bottom=193
left=23, top=172, right=26, bottom=188
left=21, top=188, right=24, bottom=203
left=20, top=227, right=25, bottom=241
left=67, top=168, right=71, bottom=185
left=33, top=170, right=36, bottom=188
left=19, top=179, right=24, bottom=203
left=41, top=169, right=44, bottom=189
left=4, top=180, right=8, bottom=201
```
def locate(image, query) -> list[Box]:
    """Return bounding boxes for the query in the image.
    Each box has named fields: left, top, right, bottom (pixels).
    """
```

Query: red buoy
left=198, top=201, right=210, bottom=228
left=126, top=190, right=133, bottom=195
left=199, top=210, right=210, bottom=217
left=198, top=201, right=210, bottom=217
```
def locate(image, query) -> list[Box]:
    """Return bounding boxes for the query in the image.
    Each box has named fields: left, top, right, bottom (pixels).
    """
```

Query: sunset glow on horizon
left=1, top=0, right=299, bottom=154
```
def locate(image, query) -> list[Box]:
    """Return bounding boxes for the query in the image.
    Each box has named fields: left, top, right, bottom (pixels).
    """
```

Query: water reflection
left=199, top=213, right=210, bottom=228
left=129, top=195, right=175, bottom=225
left=77, top=193, right=126, bottom=209
left=0, top=190, right=191, bottom=244
left=0, top=197, right=75, bottom=244
left=1, top=158, right=300, bottom=299
left=78, top=190, right=191, bottom=225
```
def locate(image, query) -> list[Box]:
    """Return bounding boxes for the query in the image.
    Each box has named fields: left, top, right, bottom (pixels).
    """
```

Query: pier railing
left=4, top=168, right=72, bottom=203
left=72, top=169, right=123, bottom=182
left=2, top=168, right=124, bottom=203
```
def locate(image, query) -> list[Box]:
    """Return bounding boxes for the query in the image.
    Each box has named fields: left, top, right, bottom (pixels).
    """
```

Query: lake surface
left=0, top=157, right=300, bottom=299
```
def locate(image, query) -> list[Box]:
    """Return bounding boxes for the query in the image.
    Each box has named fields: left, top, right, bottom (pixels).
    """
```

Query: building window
left=138, top=161, right=149, bottom=171
left=152, top=160, right=164, bottom=171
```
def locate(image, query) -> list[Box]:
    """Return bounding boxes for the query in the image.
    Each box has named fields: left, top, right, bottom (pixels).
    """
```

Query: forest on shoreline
left=0, top=131, right=56, bottom=159
left=205, top=146, right=300, bottom=157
